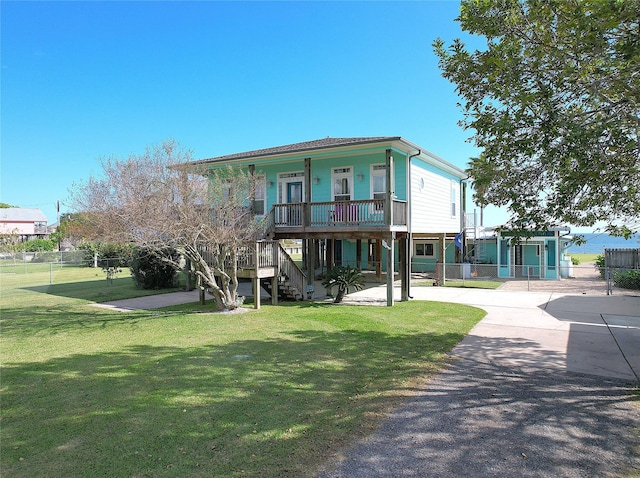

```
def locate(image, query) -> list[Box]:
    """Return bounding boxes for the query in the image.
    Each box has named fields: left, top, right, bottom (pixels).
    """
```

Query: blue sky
left=1, top=0, right=509, bottom=227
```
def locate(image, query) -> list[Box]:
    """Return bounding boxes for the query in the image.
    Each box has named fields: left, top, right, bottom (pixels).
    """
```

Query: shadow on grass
left=21, top=276, right=185, bottom=303
left=0, top=303, right=163, bottom=336
left=2, top=328, right=464, bottom=478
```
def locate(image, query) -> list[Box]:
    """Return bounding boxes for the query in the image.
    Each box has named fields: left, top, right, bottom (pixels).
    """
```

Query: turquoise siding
left=208, top=149, right=408, bottom=209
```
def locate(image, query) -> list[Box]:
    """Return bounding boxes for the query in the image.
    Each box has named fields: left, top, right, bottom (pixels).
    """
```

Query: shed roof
left=0, top=208, right=48, bottom=223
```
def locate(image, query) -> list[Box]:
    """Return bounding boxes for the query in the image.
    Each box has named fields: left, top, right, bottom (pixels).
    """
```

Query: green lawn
left=413, top=279, right=503, bottom=289
left=569, top=253, right=600, bottom=264
left=1, top=266, right=485, bottom=477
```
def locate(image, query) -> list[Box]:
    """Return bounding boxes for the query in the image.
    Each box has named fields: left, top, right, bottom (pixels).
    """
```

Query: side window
left=450, top=180, right=458, bottom=218
left=414, top=242, right=435, bottom=257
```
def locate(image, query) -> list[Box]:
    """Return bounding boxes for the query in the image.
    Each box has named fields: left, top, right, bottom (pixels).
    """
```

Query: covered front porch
left=262, top=198, right=408, bottom=237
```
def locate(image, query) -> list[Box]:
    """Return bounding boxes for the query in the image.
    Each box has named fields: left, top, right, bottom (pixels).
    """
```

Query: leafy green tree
left=322, top=266, right=365, bottom=303
left=434, top=0, right=639, bottom=236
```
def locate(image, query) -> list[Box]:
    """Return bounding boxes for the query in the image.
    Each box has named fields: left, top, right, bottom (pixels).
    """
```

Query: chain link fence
left=0, top=252, right=132, bottom=287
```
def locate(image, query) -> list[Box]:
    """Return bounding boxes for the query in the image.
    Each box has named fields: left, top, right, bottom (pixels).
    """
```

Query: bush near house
left=79, top=242, right=134, bottom=268
left=322, top=265, right=364, bottom=303
left=593, top=254, right=640, bottom=290
left=613, top=270, right=640, bottom=290
left=129, top=247, right=180, bottom=289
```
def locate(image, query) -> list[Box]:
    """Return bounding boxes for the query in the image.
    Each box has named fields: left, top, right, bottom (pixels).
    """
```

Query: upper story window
left=371, top=164, right=386, bottom=211
left=450, top=180, right=458, bottom=218
left=332, top=167, right=352, bottom=202
left=253, top=176, right=266, bottom=216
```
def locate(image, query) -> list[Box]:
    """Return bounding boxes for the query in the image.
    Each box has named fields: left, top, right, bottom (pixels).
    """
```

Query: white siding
left=410, top=163, right=460, bottom=233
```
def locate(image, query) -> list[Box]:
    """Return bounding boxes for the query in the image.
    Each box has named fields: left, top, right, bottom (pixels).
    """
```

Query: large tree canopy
left=70, top=140, right=265, bottom=310
left=434, top=0, right=640, bottom=236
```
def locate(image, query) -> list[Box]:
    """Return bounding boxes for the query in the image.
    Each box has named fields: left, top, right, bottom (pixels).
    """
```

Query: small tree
left=0, top=229, right=21, bottom=264
left=322, top=266, right=365, bottom=303
left=69, top=140, right=266, bottom=311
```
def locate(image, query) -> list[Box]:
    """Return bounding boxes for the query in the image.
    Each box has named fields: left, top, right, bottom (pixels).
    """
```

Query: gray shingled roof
left=193, top=137, right=402, bottom=165
left=0, top=208, right=48, bottom=223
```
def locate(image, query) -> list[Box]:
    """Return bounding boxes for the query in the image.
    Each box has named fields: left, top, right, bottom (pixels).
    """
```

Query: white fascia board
left=394, top=138, right=466, bottom=179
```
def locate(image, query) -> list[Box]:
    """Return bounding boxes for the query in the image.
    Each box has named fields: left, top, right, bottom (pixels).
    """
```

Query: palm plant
left=322, top=265, right=364, bottom=303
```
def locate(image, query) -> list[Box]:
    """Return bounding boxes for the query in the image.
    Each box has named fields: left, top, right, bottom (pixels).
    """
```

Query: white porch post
left=387, top=233, right=395, bottom=307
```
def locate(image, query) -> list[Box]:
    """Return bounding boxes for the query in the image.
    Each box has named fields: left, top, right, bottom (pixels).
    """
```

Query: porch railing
left=277, top=242, right=306, bottom=296
left=269, top=199, right=407, bottom=229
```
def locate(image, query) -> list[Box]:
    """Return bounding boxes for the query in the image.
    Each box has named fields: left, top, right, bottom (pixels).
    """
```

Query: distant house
left=188, top=136, right=469, bottom=305
left=0, top=208, right=49, bottom=241
left=466, top=226, right=574, bottom=280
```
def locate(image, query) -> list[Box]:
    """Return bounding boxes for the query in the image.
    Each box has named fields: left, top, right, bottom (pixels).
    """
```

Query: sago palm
left=322, top=265, right=364, bottom=303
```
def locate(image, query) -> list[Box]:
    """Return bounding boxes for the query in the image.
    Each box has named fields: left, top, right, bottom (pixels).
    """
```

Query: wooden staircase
left=260, top=244, right=305, bottom=301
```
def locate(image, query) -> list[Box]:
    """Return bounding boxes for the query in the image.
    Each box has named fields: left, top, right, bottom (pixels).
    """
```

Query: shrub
left=594, top=254, right=605, bottom=279
left=613, top=269, right=640, bottom=290
left=21, top=238, right=55, bottom=252
left=79, top=242, right=133, bottom=268
left=322, top=265, right=364, bottom=303
left=129, top=247, right=179, bottom=289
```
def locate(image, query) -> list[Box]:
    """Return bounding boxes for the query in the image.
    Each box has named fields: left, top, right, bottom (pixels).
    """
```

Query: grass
left=570, top=253, right=600, bottom=264
left=1, top=266, right=484, bottom=477
left=413, top=279, right=503, bottom=289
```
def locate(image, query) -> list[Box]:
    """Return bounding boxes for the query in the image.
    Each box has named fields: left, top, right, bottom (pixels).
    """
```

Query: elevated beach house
left=189, top=137, right=469, bottom=306
left=0, top=208, right=49, bottom=242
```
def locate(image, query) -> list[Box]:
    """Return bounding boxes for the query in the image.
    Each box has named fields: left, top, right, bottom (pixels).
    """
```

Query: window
left=332, top=167, right=352, bottom=202
left=414, top=242, right=435, bottom=257
left=371, top=164, right=386, bottom=211
left=253, top=176, right=266, bottom=215
left=450, top=180, right=458, bottom=218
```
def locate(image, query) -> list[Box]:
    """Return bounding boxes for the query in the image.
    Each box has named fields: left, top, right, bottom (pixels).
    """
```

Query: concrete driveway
left=318, top=286, right=640, bottom=477
left=344, top=285, right=640, bottom=382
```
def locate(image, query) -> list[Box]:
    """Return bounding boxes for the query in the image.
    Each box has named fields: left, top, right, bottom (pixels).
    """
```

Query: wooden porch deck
left=263, top=199, right=408, bottom=238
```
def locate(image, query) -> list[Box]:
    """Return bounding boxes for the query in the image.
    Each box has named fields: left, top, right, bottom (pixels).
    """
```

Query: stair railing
left=277, top=243, right=306, bottom=297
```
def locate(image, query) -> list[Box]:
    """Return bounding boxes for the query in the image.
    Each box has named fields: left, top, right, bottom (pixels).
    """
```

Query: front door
left=287, top=181, right=303, bottom=226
